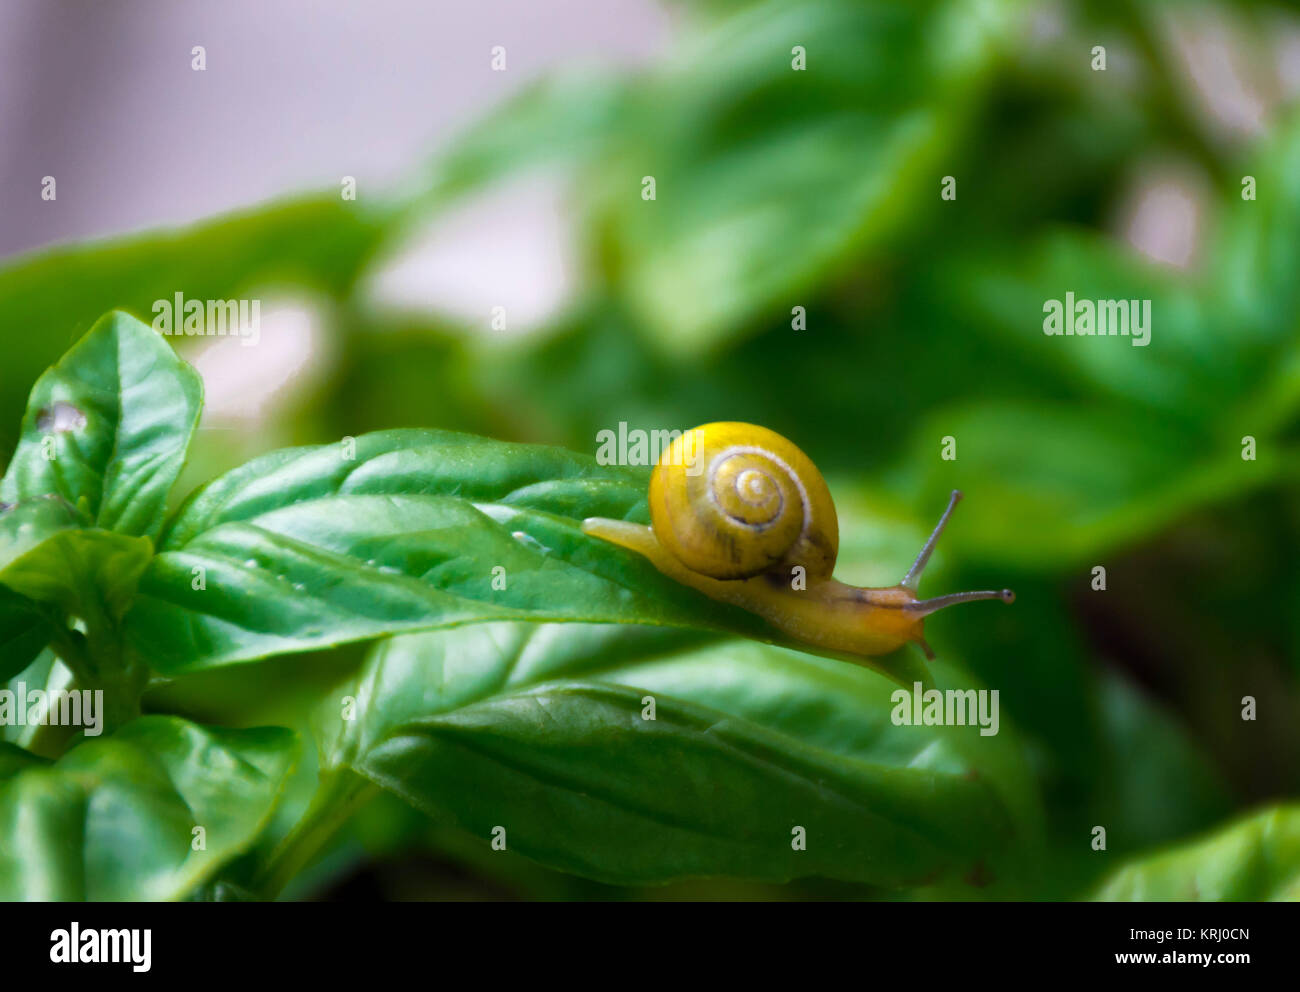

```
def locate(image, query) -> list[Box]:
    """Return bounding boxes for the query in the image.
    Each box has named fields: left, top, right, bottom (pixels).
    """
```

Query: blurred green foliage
left=2, top=0, right=1299, bottom=899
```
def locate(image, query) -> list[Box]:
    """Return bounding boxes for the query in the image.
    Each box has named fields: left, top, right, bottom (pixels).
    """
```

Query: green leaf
left=1210, top=111, right=1300, bottom=346
left=0, top=743, right=44, bottom=780
left=0, top=490, right=86, bottom=556
left=2, top=650, right=72, bottom=748
left=421, top=72, right=635, bottom=208
left=903, top=400, right=1259, bottom=568
left=591, top=0, right=1019, bottom=352
left=0, top=498, right=152, bottom=619
left=943, top=116, right=1300, bottom=443
left=0, top=311, right=202, bottom=540
left=0, top=585, right=51, bottom=682
left=0, top=716, right=298, bottom=900
left=0, top=195, right=390, bottom=445
left=1209, top=112, right=1300, bottom=435
left=126, top=429, right=931, bottom=688
left=950, top=229, right=1269, bottom=425
left=411, top=1, right=1020, bottom=354
left=1092, top=805, right=1300, bottom=901
left=1091, top=671, right=1233, bottom=853
left=319, top=621, right=1039, bottom=888
left=156, top=427, right=648, bottom=548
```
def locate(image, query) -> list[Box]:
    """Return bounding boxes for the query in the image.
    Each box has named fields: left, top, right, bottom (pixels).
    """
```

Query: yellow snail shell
left=648, top=421, right=836, bottom=581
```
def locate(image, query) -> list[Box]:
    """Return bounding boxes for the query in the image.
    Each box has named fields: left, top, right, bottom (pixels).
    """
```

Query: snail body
left=582, top=422, right=1013, bottom=660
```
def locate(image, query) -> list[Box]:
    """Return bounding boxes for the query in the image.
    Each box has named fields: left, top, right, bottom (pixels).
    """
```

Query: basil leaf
left=591, top=0, right=1016, bottom=353
left=0, top=311, right=202, bottom=540
left=0, top=585, right=51, bottom=682
left=421, top=71, right=635, bottom=209
left=0, top=195, right=388, bottom=448
left=1093, top=805, right=1300, bottom=901
left=0, top=743, right=44, bottom=780
left=157, top=427, right=648, bottom=548
left=2, top=650, right=71, bottom=748
left=952, top=232, right=1228, bottom=418
left=0, top=716, right=298, bottom=900
left=128, top=429, right=930, bottom=688
left=319, top=621, right=1037, bottom=888
left=1210, top=112, right=1300, bottom=349
left=0, top=498, right=152, bottom=619
left=902, top=401, right=1241, bottom=568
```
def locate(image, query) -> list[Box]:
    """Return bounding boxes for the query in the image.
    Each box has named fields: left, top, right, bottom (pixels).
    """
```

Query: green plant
left=1, top=311, right=1032, bottom=898
left=2, top=311, right=1295, bottom=901
left=3, top=0, right=1299, bottom=903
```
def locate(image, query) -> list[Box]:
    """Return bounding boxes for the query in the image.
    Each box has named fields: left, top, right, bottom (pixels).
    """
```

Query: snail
left=582, top=422, right=1013, bottom=660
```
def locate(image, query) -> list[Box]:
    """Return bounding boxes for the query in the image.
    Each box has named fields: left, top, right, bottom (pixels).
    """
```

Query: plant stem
left=47, top=588, right=150, bottom=742
left=254, top=769, right=378, bottom=900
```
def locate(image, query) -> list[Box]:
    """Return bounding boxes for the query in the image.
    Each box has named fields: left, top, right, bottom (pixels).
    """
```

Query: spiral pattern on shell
left=648, top=422, right=838, bottom=581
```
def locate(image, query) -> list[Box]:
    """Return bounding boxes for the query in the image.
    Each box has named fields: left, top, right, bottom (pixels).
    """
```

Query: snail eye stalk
left=900, top=489, right=1015, bottom=615
left=901, top=489, right=963, bottom=590
left=908, top=588, right=1016, bottom=617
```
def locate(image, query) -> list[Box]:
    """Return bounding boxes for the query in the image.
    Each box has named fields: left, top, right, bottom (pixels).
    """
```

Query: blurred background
left=2, top=0, right=1299, bottom=899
